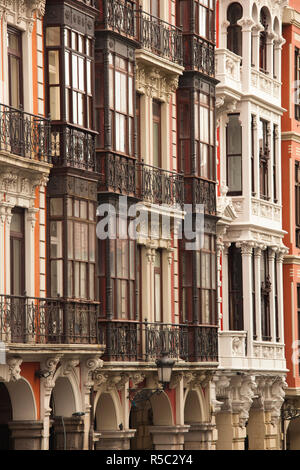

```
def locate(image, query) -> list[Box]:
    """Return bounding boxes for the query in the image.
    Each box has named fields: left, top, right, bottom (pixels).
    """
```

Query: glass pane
left=89, top=264, right=95, bottom=299
left=12, top=239, right=21, bottom=295
left=78, top=57, right=84, bottom=91
left=153, top=122, right=160, bottom=167
left=89, top=225, right=95, bottom=262
left=11, top=212, right=22, bottom=233
left=48, top=50, right=60, bottom=85
left=80, top=263, right=87, bottom=298
left=87, top=60, right=91, bottom=94
left=50, top=198, right=63, bottom=216
left=74, top=200, right=80, bottom=218
left=68, top=221, right=73, bottom=259
left=228, top=115, right=242, bottom=154
left=89, top=202, right=94, bottom=221
left=68, top=261, right=73, bottom=297
left=154, top=272, right=161, bottom=322
left=78, top=93, right=84, bottom=126
left=72, top=55, right=78, bottom=89
left=51, top=260, right=63, bottom=297
left=201, top=290, right=210, bottom=323
left=74, top=262, right=80, bottom=297
left=65, top=51, right=70, bottom=86
left=228, top=155, right=242, bottom=192
left=49, top=87, right=60, bottom=120
left=200, top=106, right=209, bottom=142
left=81, top=224, right=88, bottom=261
left=80, top=201, right=87, bottom=219
left=50, top=221, right=62, bottom=258
left=9, top=56, right=21, bottom=108
left=74, top=222, right=82, bottom=260
left=46, top=27, right=61, bottom=46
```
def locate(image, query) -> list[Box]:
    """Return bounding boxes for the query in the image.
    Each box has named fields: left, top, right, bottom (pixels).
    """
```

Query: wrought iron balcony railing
left=183, top=35, right=215, bottom=76
left=137, top=9, right=183, bottom=65
left=98, top=153, right=185, bottom=207
left=100, top=0, right=136, bottom=37
left=0, top=103, right=51, bottom=163
left=0, top=295, right=100, bottom=345
left=51, top=125, right=96, bottom=172
left=186, top=177, right=216, bottom=215
left=98, top=319, right=218, bottom=363
left=137, top=162, right=184, bottom=208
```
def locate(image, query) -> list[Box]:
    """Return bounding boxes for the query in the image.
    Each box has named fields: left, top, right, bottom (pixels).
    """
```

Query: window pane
left=72, top=55, right=78, bottom=89
left=46, top=27, right=61, bottom=46
left=80, top=263, right=87, bottom=298
left=50, top=221, right=62, bottom=258
left=48, top=50, right=60, bottom=85
left=9, top=56, right=21, bottom=108
left=89, top=264, right=95, bottom=299
left=68, top=221, right=73, bottom=259
left=78, top=57, right=84, bottom=91
left=81, top=224, right=88, bottom=261
left=87, top=60, right=91, bottom=94
left=51, top=260, right=63, bottom=297
left=154, top=272, right=161, bottom=322
left=74, top=262, right=80, bottom=297
left=89, top=225, right=95, bottom=262
left=50, top=198, right=63, bottom=216
left=74, top=222, right=81, bottom=260
left=65, top=51, right=70, bottom=86
left=228, top=156, right=242, bottom=192
left=49, top=87, right=60, bottom=120
left=68, top=261, right=73, bottom=297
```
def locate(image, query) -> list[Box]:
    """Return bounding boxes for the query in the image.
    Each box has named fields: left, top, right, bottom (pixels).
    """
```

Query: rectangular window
left=154, top=251, right=162, bottom=322
left=259, top=119, right=269, bottom=200
left=227, top=114, right=242, bottom=195
left=252, top=250, right=256, bottom=339
left=228, top=243, right=243, bottom=331
left=295, top=48, right=300, bottom=121
left=194, top=0, right=215, bottom=43
left=261, top=249, right=271, bottom=341
left=273, top=125, right=277, bottom=203
left=298, top=285, right=300, bottom=375
left=7, top=27, right=23, bottom=108
left=251, top=115, right=255, bottom=196
left=295, top=161, right=300, bottom=248
left=194, top=88, right=215, bottom=180
left=10, top=208, right=25, bottom=296
left=153, top=100, right=161, bottom=168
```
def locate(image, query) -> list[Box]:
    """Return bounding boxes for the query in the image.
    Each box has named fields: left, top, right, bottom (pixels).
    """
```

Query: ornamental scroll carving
left=0, top=0, right=46, bottom=22
left=136, top=63, right=179, bottom=103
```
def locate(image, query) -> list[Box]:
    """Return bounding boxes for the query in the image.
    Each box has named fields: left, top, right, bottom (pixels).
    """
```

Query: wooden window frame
left=7, top=26, right=23, bottom=109
left=152, top=99, right=162, bottom=168
left=194, top=0, right=215, bottom=44
left=194, top=88, right=215, bottom=181
left=10, top=208, right=25, bottom=297
left=226, top=113, right=242, bottom=196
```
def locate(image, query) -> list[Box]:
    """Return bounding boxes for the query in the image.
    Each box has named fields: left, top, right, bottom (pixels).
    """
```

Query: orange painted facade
left=282, top=4, right=300, bottom=389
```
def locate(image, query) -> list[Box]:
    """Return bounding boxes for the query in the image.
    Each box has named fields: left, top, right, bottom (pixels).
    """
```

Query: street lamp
left=156, top=351, right=175, bottom=389
left=128, top=351, right=176, bottom=407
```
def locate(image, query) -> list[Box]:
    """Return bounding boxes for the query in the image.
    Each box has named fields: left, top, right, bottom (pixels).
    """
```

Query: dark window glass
left=7, top=28, right=23, bottom=108
left=153, top=100, right=161, bottom=167
left=261, top=249, right=271, bottom=341
left=259, top=9, right=268, bottom=73
left=295, top=161, right=300, bottom=247
left=10, top=208, right=25, bottom=296
left=227, top=3, right=243, bottom=56
left=227, top=114, right=242, bottom=195
left=259, top=119, right=270, bottom=200
left=295, top=48, right=300, bottom=120
left=228, top=243, right=243, bottom=330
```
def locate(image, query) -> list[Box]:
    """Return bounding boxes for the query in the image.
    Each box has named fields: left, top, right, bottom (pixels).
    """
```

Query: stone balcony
left=218, top=331, right=286, bottom=372
left=250, top=68, right=281, bottom=104
left=215, top=48, right=242, bottom=98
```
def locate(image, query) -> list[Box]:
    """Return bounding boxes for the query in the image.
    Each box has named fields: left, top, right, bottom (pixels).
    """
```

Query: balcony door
left=7, top=27, right=23, bottom=109
left=10, top=208, right=25, bottom=342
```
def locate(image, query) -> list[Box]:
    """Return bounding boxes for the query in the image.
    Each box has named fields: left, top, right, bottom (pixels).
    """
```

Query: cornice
left=283, top=6, right=300, bottom=29
left=281, top=131, right=300, bottom=144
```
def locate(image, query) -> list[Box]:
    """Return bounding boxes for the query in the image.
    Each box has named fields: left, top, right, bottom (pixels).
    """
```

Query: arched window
left=259, top=9, right=268, bottom=73
left=227, top=2, right=243, bottom=56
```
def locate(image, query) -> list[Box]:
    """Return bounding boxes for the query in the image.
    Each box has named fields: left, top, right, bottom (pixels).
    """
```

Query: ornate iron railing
left=0, top=103, right=51, bottom=162
left=51, top=126, right=96, bottom=171
left=98, top=320, right=218, bottom=362
left=192, top=325, right=218, bottom=362
left=137, top=9, right=183, bottom=65
left=193, top=178, right=216, bottom=215
left=193, top=37, right=215, bottom=75
left=98, top=152, right=136, bottom=194
left=0, top=295, right=100, bottom=344
left=138, top=162, right=184, bottom=208
left=102, top=0, right=136, bottom=37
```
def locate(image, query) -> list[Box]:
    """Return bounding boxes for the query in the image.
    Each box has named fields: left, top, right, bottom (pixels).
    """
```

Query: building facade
left=281, top=0, right=300, bottom=450
left=0, top=0, right=297, bottom=452
left=215, top=0, right=288, bottom=450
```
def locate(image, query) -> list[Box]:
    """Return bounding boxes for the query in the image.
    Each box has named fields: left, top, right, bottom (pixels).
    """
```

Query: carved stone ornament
left=129, top=372, right=145, bottom=388
left=7, top=356, right=23, bottom=382
left=61, top=358, right=80, bottom=377
left=136, top=63, right=179, bottom=103
left=215, top=373, right=258, bottom=427
left=40, top=355, right=62, bottom=391
left=0, top=0, right=46, bottom=23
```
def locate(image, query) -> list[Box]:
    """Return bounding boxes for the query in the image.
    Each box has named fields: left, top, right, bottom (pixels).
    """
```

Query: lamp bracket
left=127, top=387, right=165, bottom=408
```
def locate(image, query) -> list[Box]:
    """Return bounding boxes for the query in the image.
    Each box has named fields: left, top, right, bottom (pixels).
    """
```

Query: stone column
left=276, top=250, right=285, bottom=343
left=254, top=246, right=263, bottom=341
left=184, top=423, right=216, bottom=450
left=252, top=115, right=258, bottom=197
left=149, top=425, right=190, bottom=450
left=221, top=243, right=231, bottom=330
left=238, top=17, right=255, bottom=90
left=51, top=416, right=84, bottom=450
left=9, top=420, right=43, bottom=450
left=216, top=412, right=246, bottom=450
left=251, top=25, right=263, bottom=70
left=268, top=248, right=276, bottom=342
left=237, top=242, right=254, bottom=356
left=0, top=205, right=5, bottom=295
left=266, top=33, right=275, bottom=79
left=95, top=430, right=136, bottom=450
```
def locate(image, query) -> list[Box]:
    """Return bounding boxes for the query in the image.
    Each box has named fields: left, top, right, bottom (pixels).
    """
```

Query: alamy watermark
left=96, top=196, right=205, bottom=250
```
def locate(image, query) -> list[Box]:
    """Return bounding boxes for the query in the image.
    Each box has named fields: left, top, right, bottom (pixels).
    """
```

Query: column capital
left=236, top=241, right=255, bottom=256
left=237, top=17, right=255, bottom=32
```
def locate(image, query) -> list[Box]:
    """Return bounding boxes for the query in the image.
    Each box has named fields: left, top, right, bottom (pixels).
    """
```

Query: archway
left=94, top=391, right=124, bottom=450
left=0, top=382, right=12, bottom=450
left=49, top=375, right=79, bottom=450
left=130, top=391, right=174, bottom=450
left=286, top=417, right=300, bottom=450
left=184, top=390, right=203, bottom=424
